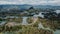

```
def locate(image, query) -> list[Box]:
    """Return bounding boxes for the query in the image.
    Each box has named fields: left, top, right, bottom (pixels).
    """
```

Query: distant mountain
left=34, top=5, right=60, bottom=10
left=0, top=4, right=60, bottom=12
left=0, top=4, right=32, bottom=10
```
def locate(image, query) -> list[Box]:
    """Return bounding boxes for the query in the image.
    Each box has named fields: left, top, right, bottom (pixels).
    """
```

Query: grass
left=0, top=26, right=53, bottom=34
left=27, top=17, right=33, bottom=24
left=0, top=17, right=57, bottom=34
left=7, top=17, right=22, bottom=23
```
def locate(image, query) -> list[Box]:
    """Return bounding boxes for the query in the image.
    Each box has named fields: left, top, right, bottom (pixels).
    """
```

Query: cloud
left=0, top=1, right=18, bottom=4
left=0, top=0, right=60, bottom=6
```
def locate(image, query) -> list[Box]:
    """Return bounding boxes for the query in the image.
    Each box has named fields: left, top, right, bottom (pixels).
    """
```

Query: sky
left=0, top=0, right=60, bottom=6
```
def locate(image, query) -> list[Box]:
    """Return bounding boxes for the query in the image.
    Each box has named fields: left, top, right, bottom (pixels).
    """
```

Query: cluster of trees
left=42, top=11, right=60, bottom=23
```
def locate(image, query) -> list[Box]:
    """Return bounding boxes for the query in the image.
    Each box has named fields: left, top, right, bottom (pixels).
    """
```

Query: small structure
left=5, top=22, right=17, bottom=27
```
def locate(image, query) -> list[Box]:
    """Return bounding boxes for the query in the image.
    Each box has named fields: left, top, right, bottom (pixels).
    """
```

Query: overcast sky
left=0, top=0, right=60, bottom=6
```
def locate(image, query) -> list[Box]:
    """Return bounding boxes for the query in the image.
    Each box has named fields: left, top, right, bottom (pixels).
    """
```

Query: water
left=0, top=21, right=6, bottom=25
left=33, top=12, right=44, bottom=18
left=1, top=10, right=60, bottom=34
left=55, top=10, right=60, bottom=13
left=13, top=11, right=60, bottom=34
left=22, top=17, right=28, bottom=25
left=38, top=22, right=44, bottom=29
left=54, top=30, right=60, bottom=34
left=38, top=22, right=52, bottom=31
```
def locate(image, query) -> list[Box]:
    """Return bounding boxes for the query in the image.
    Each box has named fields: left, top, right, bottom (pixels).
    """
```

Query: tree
left=0, top=18, right=2, bottom=21
left=29, top=6, right=34, bottom=10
